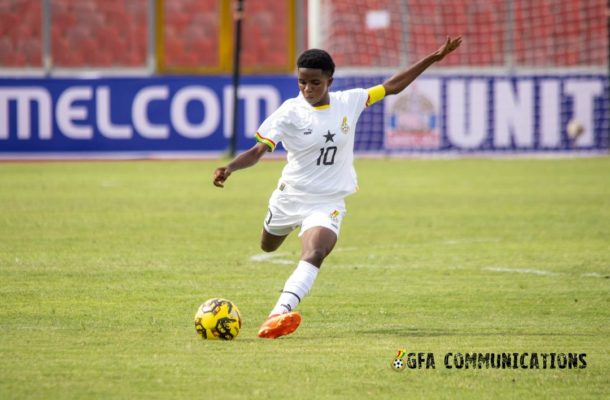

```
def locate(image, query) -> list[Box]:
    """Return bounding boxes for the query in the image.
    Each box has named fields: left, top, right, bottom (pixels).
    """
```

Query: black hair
left=297, top=49, right=335, bottom=77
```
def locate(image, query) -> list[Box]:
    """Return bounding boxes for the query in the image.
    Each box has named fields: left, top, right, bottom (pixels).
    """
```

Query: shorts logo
left=341, top=116, right=349, bottom=133
left=304, top=128, right=312, bottom=135
left=329, top=210, right=340, bottom=222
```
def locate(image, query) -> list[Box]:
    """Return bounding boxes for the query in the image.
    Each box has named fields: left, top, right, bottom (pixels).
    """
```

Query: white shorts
left=263, top=187, right=347, bottom=237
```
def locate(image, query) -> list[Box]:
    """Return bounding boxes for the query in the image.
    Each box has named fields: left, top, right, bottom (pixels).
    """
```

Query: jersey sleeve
left=366, top=84, right=386, bottom=106
left=340, top=88, right=370, bottom=118
left=255, top=106, right=289, bottom=152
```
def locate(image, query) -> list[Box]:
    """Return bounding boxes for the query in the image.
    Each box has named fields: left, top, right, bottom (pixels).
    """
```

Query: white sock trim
left=269, top=260, right=319, bottom=316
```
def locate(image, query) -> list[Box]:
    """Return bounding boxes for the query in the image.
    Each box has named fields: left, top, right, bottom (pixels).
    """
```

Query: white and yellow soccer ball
left=194, top=298, right=242, bottom=340
left=567, top=119, right=584, bottom=140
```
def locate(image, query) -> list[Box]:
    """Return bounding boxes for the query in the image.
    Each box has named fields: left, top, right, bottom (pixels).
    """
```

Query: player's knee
left=301, top=248, right=329, bottom=266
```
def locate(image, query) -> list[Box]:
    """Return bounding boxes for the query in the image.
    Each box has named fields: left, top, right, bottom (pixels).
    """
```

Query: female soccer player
left=213, top=36, right=462, bottom=339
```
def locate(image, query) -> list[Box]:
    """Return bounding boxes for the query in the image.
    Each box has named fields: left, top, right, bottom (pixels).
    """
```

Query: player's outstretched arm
left=213, top=142, right=269, bottom=188
left=382, top=36, right=462, bottom=96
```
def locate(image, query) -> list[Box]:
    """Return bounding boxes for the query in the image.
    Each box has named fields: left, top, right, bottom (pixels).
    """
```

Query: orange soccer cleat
left=257, top=312, right=302, bottom=339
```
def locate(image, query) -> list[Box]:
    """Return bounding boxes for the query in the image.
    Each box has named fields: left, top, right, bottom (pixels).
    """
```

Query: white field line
left=484, top=267, right=609, bottom=278
left=580, top=272, right=610, bottom=279
left=250, top=252, right=608, bottom=279
left=332, top=246, right=359, bottom=252
left=330, top=263, right=398, bottom=270
left=331, top=238, right=501, bottom=253
left=482, top=267, right=562, bottom=276
left=249, top=252, right=294, bottom=265
left=100, top=180, right=119, bottom=188
left=441, top=238, right=500, bottom=245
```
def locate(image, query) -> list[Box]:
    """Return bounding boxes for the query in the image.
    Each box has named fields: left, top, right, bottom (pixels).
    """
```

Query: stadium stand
left=240, top=0, right=293, bottom=71
left=162, top=0, right=220, bottom=68
left=51, top=0, right=147, bottom=67
left=321, top=0, right=607, bottom=68
left=161, top=0, right=293, bottom=72
left=321, top=0, right=404, bottom=67
left=0, top=0, right=606, bottom=70
left=513, top=0, right=607, bottom=66
left=0, top=0, right=42, bottom=67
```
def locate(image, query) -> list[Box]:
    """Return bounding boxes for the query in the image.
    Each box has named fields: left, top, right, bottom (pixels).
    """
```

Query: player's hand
left=435, top=36, right=462, bottom=61
left=213, top=167, right=231, bottom=188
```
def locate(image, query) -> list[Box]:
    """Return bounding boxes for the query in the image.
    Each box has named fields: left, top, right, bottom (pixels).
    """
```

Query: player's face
left=297, top=68, right=333, bottom=107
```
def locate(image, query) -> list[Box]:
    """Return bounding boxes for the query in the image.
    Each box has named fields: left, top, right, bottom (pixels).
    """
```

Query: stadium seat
left=512, top=0, right=608, bottom=67
left=240, top=0, right=292, bottom=70
left=162, top=0, right=221, bottom=68
left=0, top=0, right=42, bottom=66
left=0, top=0, right=606, bottom=71
left=50, top=0, right=147, bottom=67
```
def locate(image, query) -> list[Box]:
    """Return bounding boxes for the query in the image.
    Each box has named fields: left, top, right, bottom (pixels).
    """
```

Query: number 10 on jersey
left=316, top=146, right=337, bottom=166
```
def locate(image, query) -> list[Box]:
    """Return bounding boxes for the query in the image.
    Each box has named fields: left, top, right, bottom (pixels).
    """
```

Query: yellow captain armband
left=366, top=84, right=386, bottom=107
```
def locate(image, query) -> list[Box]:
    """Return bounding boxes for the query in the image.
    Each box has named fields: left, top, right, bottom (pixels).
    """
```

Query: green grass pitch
left=1, top=157, right=609, bottom=399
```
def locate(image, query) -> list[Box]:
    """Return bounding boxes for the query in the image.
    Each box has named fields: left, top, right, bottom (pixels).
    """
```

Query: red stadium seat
left=513, top=0, right=607, bottom=67
left=50, top=0, right=147, bottom=67
left=240, top=0, right=292, bottom=70
left=0, top=0, right=42, bottom=67
left=0, top=0, right=606, bottom=71
left=162, top=0, right=222, bottom=69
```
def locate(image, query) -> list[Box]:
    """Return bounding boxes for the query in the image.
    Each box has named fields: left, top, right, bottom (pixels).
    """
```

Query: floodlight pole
left=229, top=0, right=244, bottom=157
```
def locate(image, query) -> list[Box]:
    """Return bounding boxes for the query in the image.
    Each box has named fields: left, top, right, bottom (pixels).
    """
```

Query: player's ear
left=328, top=76, right=334, bottom=87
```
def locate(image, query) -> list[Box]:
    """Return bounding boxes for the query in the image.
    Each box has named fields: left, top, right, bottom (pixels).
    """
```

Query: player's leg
left=258, top=227, right=338, bottom=339
left=258, top=204, right=344, bottom=339
left=265, top=226, right=336, bottom=316
left=260, top=229, right=288, bottom=253
left=299, top=226, right=338, bottom=267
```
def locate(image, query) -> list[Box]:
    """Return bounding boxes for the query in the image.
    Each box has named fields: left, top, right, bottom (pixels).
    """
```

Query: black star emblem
left=323, top=130, right=335, bottom=143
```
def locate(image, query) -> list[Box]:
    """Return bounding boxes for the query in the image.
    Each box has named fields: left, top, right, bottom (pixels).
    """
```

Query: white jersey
left=255, top=89, right=370, bottom=199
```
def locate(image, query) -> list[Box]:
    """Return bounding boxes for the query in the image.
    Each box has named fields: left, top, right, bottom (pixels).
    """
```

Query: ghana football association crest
left=329, top=210, right=340, bottom=222
left=341, top=116, right=349, bottom=133
left=391, top=349, right=407, bottom=371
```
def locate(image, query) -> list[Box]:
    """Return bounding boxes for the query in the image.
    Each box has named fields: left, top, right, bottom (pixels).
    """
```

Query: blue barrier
left=0, top=74, right=607, bottom=157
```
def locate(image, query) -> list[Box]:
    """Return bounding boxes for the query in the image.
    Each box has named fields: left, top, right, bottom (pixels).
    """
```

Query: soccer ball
left=567, top=119, right=584, bottom=140
left=194, top=298, right=242, bottom=340
left=391, top=357, right=406, bottom=371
